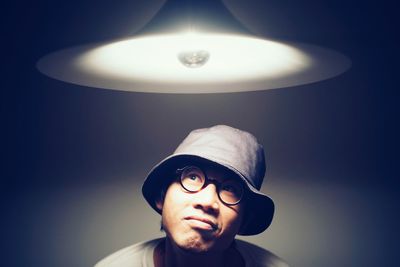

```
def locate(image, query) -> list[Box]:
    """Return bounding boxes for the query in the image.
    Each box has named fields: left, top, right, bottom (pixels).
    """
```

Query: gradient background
left=2, top=0, right=397, bottom=267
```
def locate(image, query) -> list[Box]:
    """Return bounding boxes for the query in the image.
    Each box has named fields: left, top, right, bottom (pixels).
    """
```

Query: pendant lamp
left=37, top=0, right=351, bottom=93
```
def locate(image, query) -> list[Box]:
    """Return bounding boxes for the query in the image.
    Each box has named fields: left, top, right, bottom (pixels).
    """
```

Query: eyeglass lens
left=180, top=166, right=243, bottom=205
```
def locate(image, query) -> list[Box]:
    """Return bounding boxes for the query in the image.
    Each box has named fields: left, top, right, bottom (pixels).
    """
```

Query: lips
left=184, top=215, right=218, bottom=231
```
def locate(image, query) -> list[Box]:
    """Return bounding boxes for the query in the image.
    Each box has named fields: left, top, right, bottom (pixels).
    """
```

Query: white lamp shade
left=37, top=32, right=350, bottom=93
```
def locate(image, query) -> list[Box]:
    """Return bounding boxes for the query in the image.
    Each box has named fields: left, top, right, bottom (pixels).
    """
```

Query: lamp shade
left=37, top=0, right=351, bottom=93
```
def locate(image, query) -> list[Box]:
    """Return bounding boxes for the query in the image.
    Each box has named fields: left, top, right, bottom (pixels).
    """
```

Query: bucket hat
left=142, top=125, right=274, bottom=235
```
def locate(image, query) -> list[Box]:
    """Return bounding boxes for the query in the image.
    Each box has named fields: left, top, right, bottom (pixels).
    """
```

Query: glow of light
left=37, top=32, right=350, bottom=93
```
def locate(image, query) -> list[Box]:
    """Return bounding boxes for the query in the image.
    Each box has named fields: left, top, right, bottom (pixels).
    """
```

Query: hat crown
left=174, top=125, right=266, bottom=189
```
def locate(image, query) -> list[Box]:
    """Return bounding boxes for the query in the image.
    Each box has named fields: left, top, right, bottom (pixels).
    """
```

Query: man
left=95, top=125, right=289, bottom=267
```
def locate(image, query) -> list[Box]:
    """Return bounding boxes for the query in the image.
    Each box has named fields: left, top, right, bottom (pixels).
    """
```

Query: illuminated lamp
left=37, top=0, right=351, bottom=93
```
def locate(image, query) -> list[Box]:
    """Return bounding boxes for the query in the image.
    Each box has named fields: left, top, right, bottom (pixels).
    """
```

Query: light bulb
left=178, top=50, right=210, bottom=68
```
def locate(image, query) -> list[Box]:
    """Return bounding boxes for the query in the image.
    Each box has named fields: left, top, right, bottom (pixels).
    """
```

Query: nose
left=192, top=183, right=220, bottom=213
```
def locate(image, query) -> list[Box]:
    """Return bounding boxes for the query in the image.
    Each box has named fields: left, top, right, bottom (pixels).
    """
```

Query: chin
left=176, top=234, right=216, bottom=254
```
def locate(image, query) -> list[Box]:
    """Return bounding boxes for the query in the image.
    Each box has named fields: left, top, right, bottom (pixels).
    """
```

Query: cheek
left=161, top=185, right=187, bottom=224
left=221, top=205, right=244, bottom=233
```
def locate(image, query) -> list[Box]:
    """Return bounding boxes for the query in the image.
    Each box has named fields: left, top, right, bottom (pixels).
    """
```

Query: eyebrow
left=203, top=168, right=238, bottom=183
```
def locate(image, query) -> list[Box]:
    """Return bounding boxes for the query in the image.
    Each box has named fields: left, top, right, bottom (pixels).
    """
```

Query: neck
left=154, top=237, right=244, bottom=267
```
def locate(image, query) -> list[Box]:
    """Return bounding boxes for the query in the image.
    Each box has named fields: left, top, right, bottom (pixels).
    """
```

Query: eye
left=188, top=173, right=202, bottom=182
left=180, top=166, right=205, bottom=192
left=219, top=180, right=243, bottom=204
left=183, top=171, right=203, bottom=184
left=221, top=184, right=240, bottom=194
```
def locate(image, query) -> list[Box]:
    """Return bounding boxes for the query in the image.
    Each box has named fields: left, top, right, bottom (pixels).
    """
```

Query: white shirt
left=95, top=238, right=289, bottom=267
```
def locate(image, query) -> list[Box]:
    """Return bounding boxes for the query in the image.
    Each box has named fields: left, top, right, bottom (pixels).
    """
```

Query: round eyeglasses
left=176, top=166, right=244, bottom=206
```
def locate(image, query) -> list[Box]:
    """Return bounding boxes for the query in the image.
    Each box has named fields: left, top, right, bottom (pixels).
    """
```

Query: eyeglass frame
left=175, top=165, right=245, bottom=206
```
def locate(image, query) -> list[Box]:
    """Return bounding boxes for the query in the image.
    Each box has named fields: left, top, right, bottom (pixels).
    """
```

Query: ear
left=155, top=197, right=164, bottom=211
left=238, top=200, right=250, bottom=233
left=155, top=189, right=166, bottom=211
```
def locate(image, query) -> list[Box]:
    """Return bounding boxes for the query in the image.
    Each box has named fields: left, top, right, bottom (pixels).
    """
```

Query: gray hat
left=142, top=125, right=274, bottom=235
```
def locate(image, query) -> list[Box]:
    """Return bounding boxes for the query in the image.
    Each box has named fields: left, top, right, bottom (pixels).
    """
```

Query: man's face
left=156, top=164, right=245, bottom=253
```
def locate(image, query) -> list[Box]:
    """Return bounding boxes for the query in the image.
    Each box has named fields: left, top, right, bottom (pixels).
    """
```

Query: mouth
left=184, top=216, right=218, bottom=231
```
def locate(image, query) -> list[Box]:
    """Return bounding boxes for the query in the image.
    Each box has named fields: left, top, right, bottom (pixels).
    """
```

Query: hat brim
left=142, top=154, right=275, bottom=236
